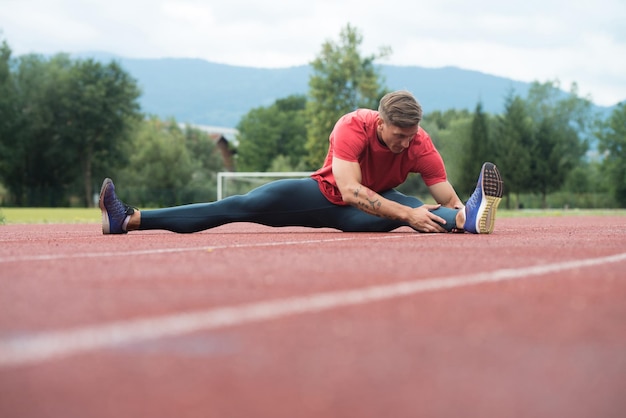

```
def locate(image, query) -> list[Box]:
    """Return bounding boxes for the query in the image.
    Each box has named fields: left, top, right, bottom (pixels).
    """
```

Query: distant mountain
left=119, top=58, right=311, bottom=128
left=76, top=53, right=615, bottom=128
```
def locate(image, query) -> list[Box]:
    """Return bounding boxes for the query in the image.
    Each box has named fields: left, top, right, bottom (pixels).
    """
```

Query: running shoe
left=464, top=162, right=503, bottom=234
left=99, top=178, right=135, bottom=234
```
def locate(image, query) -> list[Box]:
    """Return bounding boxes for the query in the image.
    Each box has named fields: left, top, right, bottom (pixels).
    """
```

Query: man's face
left=377, top=118, right=418, bottom=154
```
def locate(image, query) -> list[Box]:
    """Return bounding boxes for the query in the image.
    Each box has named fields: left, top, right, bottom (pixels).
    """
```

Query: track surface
left=1, top=216, right=625, bottom=418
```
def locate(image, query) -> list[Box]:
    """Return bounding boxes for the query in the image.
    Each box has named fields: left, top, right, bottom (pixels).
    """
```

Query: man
left=100, top=90, right=503, bottom=235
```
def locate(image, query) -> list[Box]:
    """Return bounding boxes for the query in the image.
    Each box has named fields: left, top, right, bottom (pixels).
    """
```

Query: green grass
left=0, top=207, right=624, bottom=225
left=0, top=208, right=101, bottom=224
left=498, top=208, right=626, bottom=217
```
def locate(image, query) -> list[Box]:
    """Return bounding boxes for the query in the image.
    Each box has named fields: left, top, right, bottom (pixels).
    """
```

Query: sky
left=1, top=0, right=625, bottom=106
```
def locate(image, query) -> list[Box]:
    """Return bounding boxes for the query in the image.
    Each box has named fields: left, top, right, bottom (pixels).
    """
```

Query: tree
left=119, top=118, right=195, bottom=206
left=597, top=102, right=626, bottom=206
left=458, top=102, right=492, bottom=197
left=236, top=95, right=307, bottom=171
left=0, top=39, right=19, bottom=201
left=305, top=24, right=390, bottom=168
left=420, top=109, right=472, bottom=195
left=182, top=124, right=226, bottom=202
left=0, top=53, right=75, bottom=206
left=0, top=49, right=141, bottom=206
left=493, top=94, right=534, bottom=208
left=525, top=81, right=589, bottom=208
left=422, top=109, right=472, bottom=132
left=531, top=117, right=581, bottom=207
left=62, top=58, right=142, bottom=206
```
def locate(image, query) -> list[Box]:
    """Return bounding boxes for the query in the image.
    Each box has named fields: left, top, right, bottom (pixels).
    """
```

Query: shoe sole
left=99, top=178, right=112, bottom=234
left=477, top=163, right=503, bottom=234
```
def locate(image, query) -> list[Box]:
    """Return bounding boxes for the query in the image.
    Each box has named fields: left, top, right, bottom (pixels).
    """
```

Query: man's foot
left=464, top=162, right=503, bottom=234
left=99, top=178, right=135, bottom=234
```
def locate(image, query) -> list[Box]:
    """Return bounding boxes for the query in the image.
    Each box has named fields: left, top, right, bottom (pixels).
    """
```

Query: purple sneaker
left=99, top=178, right=135, bottom=234
left=464, top=162, right=503, bottom=234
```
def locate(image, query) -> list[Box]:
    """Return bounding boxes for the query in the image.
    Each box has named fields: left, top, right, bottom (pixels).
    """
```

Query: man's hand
left=407, top=204, right=447, bottom=233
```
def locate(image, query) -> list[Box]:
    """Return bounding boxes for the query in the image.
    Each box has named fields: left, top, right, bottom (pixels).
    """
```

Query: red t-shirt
left=311, top=109, right=447, bottom=205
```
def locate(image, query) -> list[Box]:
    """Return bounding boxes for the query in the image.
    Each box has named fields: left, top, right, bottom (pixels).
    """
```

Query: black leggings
left=139, top=178, right=459, bottom=233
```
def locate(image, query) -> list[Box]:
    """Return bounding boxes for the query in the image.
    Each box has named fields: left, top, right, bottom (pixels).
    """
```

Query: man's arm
left=428, top=181, right=464, bottom=209
left=332, top=157, right=447, bottom=232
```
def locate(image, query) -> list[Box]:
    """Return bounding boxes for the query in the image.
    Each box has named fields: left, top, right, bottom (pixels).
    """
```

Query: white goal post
left=216, top=171, right=313, bottom=201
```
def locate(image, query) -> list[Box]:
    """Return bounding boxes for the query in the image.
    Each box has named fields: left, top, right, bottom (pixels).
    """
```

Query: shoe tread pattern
left=479, top=163, right=503, bottom=234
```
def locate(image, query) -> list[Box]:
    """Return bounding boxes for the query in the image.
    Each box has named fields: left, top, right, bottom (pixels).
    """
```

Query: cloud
left=1, top=0, right=625, bottom=105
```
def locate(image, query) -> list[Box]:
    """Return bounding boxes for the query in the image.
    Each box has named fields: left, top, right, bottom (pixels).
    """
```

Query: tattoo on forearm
left=352, top=186, right=383, bottom=214
left=363, top=188, right=381, bottom=211
left=350, top=185, right=403, bottom=219
left=366, top=197, right=381, bottom=210
left=356, top=201, right=382, bottom=217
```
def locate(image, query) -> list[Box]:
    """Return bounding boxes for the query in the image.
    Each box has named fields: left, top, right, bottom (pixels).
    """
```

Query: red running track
left=1, top=216, right=625, bottom=418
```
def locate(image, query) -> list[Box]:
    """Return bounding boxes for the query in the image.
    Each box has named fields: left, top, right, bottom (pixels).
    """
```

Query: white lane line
left=2, top=251, right=625, bottom=369
left=0, top=234, right=420, bottom=263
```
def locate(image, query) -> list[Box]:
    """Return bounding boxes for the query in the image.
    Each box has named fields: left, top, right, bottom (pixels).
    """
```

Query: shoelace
left=465, top=181, right=482, bottom=209
left=105, top=187, right=132, bottom=219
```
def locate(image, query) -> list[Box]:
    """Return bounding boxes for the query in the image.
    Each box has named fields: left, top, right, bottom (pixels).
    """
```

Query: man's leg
left=100, top=177, right=325, bottom=234
left=136, top=178, right=341, bottom=233
left=329, top=189, right=459, bottom=232
left=100, top=177, right=460, bottom=234
left=384, top=189, right=460, bottom=231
